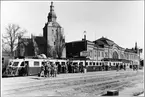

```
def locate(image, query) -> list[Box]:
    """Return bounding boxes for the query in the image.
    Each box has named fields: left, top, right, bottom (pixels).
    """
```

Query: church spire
left=48, top=2, right=57, bottom=22
left=50, top=2, right=54, bottom=12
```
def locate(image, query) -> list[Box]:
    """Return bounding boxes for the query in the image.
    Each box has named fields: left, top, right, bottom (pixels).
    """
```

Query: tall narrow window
left=98, top=51, right=100, bottom=57
left=102, top=52, right=104, bottom=57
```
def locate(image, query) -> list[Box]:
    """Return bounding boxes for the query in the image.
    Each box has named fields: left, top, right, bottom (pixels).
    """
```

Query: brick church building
left=16, top=2, right=66, bottom=58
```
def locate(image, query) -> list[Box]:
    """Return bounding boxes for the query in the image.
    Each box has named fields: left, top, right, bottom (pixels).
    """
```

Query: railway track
left=2, top=70, right=142, bottom=96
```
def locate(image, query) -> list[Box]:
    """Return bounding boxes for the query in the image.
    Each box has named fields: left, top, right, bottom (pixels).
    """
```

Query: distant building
left=66, top=36, right=142, bottom=66
left=16, top=2, right=66, bottom=58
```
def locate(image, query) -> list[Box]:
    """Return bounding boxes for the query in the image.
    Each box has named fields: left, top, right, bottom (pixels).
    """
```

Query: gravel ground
left=2, top=69, right=144, bottom=97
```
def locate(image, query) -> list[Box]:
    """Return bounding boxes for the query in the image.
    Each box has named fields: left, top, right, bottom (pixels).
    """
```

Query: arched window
left=113, top=51, right=118, bottom=59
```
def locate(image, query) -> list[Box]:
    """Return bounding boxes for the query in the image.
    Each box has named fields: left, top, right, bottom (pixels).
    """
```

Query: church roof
left=34, top=36, right=46, bottom=46
left=47, top=21, right=61, bottom=27
left=20, top=38, right=32, bottom=46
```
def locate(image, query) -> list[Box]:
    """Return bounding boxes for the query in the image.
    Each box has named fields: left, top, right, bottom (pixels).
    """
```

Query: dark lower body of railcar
left=86, top=65, right=119, bottom=72
left=26, top=67, right=41, bottom=76
left=86, top=66, right=105, bottom=72
left=5, top=67, right=41, bottom=77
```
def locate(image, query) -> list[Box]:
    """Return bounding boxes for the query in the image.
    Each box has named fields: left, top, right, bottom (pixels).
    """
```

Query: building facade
left=66, top=36, right=142, bottom=66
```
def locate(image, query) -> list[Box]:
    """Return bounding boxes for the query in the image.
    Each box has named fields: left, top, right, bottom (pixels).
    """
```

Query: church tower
left=47, top=2, right=57, bottom=22
left=43, top=2, right=65, bottom=58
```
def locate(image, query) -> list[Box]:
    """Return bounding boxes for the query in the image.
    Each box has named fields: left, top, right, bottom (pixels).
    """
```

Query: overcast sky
left=1, top=1, right=144, bottom=58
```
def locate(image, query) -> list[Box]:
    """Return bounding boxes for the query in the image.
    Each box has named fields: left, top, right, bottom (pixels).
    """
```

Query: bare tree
left=2, top=24, right=27, bottom=57
left=31, top=35, right=39, bottom=56
left=47, top=43, right=55, bottom=58
left=55, top=28, right=65, bottom=59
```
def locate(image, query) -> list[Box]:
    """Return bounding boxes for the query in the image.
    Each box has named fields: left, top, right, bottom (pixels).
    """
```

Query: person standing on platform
left=124, top=64, right=126, bottom=70
left=57, top=63, right=61, bottom=74
left=116, top=63, right=119, bottom=71
left=54, top=64, right=57, bottom=77
left=47, top=62, right=51, bottom=77
left=40, top=63, right=45, bottom=77
left=68, top=63, right=71, bottom=73
left=71, top=63, right=74, bottom=73
left=44, top=63, right=48, bottom=77
left=24, top=62, right=29, bottom=76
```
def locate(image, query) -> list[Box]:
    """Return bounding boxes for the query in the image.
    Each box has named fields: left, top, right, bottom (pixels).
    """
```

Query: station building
left=66, top=36, right=142, bottom=66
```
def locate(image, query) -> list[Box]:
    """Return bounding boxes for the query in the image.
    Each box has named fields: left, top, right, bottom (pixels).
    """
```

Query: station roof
left=102, top=58, right=131, bottom=63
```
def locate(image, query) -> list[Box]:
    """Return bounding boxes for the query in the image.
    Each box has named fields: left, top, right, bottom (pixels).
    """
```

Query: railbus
left=4, top=58, right=132, bottom=77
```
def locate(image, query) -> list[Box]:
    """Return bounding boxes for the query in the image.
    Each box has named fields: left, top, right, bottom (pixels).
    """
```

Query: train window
left=93, top=62, right=95, bottom=65
left=2, top=57, right=4, bottom=64
left=113, top=63, right=115, bottom=65
left=50, top=62, right=53, bottom=65
left=12, top=62, right=19, bottom=66
left=79, top=62, right=83, bottom=65
left=9, top=62, right=12, bottom=66
left=62, top=62, right=65, bottom=65
left=20, top=61, right=28, bottom=66
left=86, top=62, right=88, bottom=66
left=34, top=61, right=39, bottom=66
left=42, top=62, right=46, bottom=65
left=55, top=62, right=59, bottom=65
left=96, top=62, right=98, bottom=65
left=100, top=63, right=102, bottom=65
left=20, top=62, right=25, bottom=66
left=110, top=63, right=111, bottom=66
left=73, top=62, right=76, bottom=65
left=90, top=62, right=92, bottom=65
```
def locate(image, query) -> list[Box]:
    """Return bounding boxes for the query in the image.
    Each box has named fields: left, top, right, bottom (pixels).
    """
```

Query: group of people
left=39, top=62, right=57, bottom=77
left=38, top=61, right=139, bottom=77
left=132, top=65, right=138, bottom=71
left=39, top=62, right=86, bottom=77
left=116, top=64, right=126, bottom=71
left=67, top=62, right=85, bottom=73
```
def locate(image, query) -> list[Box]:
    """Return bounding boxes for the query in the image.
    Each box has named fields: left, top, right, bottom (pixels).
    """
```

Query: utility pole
left=84, top=31, right=87, bottom=73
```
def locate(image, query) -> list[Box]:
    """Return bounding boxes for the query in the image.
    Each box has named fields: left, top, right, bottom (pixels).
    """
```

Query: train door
left=18, top=61, right=29, bottom=76
left=56, top=61, right=61, bottom=74
left=78, top=61, right=83, bottom=73
left=72, top=62, right=77, bottom=73
left=61, top=61, right=66, bottom=73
